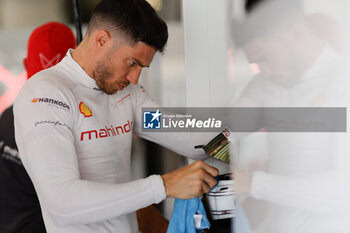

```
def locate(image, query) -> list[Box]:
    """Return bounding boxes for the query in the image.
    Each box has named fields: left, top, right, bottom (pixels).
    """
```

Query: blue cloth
left=167, top=198, right=210, bottom=233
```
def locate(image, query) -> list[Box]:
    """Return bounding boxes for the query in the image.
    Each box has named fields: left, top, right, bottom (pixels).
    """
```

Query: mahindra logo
left=39, top=53, right=61, bottom=68
left=80, top=120, right=133, bottom=141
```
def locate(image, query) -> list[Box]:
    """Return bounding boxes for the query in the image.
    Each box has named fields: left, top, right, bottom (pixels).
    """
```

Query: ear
left=23, top=58, right=27, bottom=70
left=94, top=30, right=112, bottom=49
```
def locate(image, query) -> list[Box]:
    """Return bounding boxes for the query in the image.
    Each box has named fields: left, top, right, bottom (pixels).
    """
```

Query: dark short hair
left=88, top=0, right=168, bottom=52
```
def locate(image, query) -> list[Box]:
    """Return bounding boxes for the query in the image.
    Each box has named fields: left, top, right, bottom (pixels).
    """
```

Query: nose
left=127, top=67, right=142, bottom=85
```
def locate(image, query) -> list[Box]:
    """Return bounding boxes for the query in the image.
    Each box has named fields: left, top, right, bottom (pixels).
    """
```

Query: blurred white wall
left=183, top=0, right=233, bottom=107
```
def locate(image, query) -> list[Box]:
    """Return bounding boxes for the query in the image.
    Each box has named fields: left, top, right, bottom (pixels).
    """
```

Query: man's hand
left=161, top=160, right=219, bottom=199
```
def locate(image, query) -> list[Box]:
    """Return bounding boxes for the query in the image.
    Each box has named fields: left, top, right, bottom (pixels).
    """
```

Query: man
left=14, top=0, right=218, bottom=233
left=231, top=0, right=350, bottom=233
left=0, top=22, right=76, bottom=233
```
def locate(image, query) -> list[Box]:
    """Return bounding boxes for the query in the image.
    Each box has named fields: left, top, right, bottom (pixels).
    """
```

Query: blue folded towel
left=167, top=197, right=210, bottom=233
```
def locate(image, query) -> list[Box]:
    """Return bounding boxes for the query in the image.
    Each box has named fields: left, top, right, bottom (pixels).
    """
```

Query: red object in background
left=0, top=22, right=76, bottom=114
left=26, top=22, right=76, bottom=79
left=0, top=65, right=27, bottom=114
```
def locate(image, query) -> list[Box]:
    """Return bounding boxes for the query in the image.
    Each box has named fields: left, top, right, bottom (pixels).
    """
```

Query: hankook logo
left=80, top=120, right=133, bottom=141
left=31, top=97, right=70, bottom=111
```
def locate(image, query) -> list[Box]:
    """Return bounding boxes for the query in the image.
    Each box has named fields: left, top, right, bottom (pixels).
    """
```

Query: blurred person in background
left=231, top=0, right=350, bottom=233
left=0, top=22, right=76, bottom=233
left=13, top=0, right=218, bottom=232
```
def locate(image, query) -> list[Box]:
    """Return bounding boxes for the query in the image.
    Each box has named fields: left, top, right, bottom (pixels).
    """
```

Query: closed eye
left=129, top=60, right=138, bottom=67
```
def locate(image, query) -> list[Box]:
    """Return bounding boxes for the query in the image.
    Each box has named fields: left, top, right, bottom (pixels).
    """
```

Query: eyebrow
left=131, top=57, right=149, bottom=68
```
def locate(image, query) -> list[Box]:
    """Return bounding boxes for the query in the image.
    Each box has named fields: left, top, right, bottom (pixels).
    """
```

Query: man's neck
left=71, top=40, right=94, bottom=78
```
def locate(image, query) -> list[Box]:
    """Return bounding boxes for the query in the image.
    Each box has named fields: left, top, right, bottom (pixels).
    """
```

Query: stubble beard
left=92, top=61, right=119, bottom=95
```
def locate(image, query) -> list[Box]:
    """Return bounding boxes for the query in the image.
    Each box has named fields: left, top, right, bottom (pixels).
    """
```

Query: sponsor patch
left=79, top=101, right=92, bottom=118
left=111, top=93, right=131, bottom=109
left=80, top=120, right=133, bottom=141
left=31, top=97, right=70, bottom=111
left=0, top=141, right=22, bottom=165
left=140, top=85, right=147, bottom=93
left=39, top=53, right=61, bottom=68
left=34, top=120, right=70, bottom=130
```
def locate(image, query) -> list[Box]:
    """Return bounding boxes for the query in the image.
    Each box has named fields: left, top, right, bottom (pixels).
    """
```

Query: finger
left=202, top=171, right=218, bottom=189
left=201, top=182, right=211, bottom=194
left=198, top=162, right=219, bottom=177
